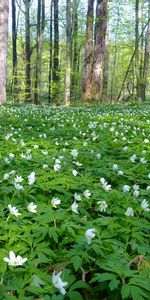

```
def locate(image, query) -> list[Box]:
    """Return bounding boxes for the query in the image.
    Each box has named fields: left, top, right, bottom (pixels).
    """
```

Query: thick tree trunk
left=64, top=0, right=72, bottom=106
left=83, top=0, right=95, bottom=102
left=91, top=0, right=107, bottom=102
left=24, top=0, right=31, bottom=102
left=12, top=0, right=19, bottom=102
left=34, top=0, right=45, bottom=105
left=0, top=0, right=9, bottom=104
left=48, top=0, right=53, bottom=104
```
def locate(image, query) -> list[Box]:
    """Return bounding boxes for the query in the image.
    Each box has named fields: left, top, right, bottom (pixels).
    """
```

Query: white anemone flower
left=72, top=170, right=78, bottom=176
left=71, top=149, right=78, bottom=157
left=112, top=164, right=118, bottom=171
left=28, top=172, right=36, bottom=185
left=3, top=251, right=27, bottom=267
left=4, top=173, right=10, bottom=180
left=14, top=183, right=24, bottom=190
left=123, top=185, right=130, bottom=192
left=74, top=193, right=82, bottom=201
left=52, top=270, right=68, bottom=295
left=14, top=175, right=24, bottom=183
left=54, top=163, right=61, bottom=171
left=85, top=228, right=96, bottom=244
left=98, top=200, right=108, bottom=212
left=83, top=190, right=91, bottom=199
left=8, top=204, right=21, bottom=217
left=27, top=202, right=37, bottom=213
left=140, top=158, right=147, bottom=164
left=51, top=197, right=61, bottom=208
left=141, top=199, right=150, bottom=212
left=125, top=207, right=134, bottom=217
left=71, top=202, right=79, bottom=214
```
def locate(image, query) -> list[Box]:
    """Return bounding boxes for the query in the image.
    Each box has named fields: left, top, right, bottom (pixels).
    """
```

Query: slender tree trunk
left=91, top=0, right=107, bottom=102
left=64, top=0, right=72, bottom=106
left=12, top=0, right=19, bottom=102
left=0, top=0, right=9, bottom=104
left=142, top=0, right=150, bottom=101
left=24, top=0, right=31, bottom=102
left=53, top=0, right=59, bottom=102
left=135, top=0, right=141, bottom=101
left=48, top=0, right=53, bottom=104
left=71, top=0, right=78, bottom=101
left=83, top=0, right=95, bottom=102
left=34, top=0, right=45, bottom=105
left=102, top=17, right=108, bottom=101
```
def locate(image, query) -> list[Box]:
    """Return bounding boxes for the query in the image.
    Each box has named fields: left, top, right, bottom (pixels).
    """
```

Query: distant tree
left=48, top=0, right=53, bottom=104
left=34, top=0, right=45, bottom=104
left=64, top=0, right=72, bottom=106
left=141, top=0, right=150, bottom=101
left=135, top=0, right=141, bottom=101
left=83, top=0, right=95, bottom=102
left=0, top=0, right=9, bottom=104
left=53, top=0, right=59, bottom=102
left=24, top=0, right=32, bottom=102
left=12, top=0, right=19, bottom=102
left=71, top=0, right=79, bottom=101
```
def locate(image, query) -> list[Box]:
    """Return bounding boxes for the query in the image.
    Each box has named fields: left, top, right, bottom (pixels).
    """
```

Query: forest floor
left=0, top=103, right=150, bottom=299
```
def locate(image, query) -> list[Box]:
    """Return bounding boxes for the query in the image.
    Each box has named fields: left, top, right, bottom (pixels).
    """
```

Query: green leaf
left=68, top=291, right=84, bottom=300
left=71, top=256, right=82, bottom=271
left=121, top=284, right=131, bottom=299
left=69, top=280, right=90, bottom=292
left=109, top=278, right=120, bottom=291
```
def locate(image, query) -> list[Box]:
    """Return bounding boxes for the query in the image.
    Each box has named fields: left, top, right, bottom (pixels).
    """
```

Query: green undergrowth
left=0, top=104, right=150, bottom=299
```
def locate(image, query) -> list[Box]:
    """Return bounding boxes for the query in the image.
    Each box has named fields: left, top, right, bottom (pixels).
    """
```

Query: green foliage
left=0, top=103, right=150, bottom=299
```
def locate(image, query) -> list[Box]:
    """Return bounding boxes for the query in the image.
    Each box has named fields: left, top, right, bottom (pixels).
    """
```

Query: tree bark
left=48, top=0, right=53, bottom=104
left=34, top=0, right=45, bottom=105
left=102, top=14, right=108, bottom=101
left=71, top=0, right=78, bottom=101
left=83, top=0, right=95, bottom=102
left=135, top=0, right=141, bottom=101
left=142, top=0, right=150, bottom=101
left=24, top=0, right=31, bottom=102
left=12, top=0, right=19, bottom=102
left=0, top=0, right=9, bottom=104
left=53, top=0, right=59, bottom=102
left=64, top=0, right=72, bottom=106
left=91, top=0, right=107, bottom=102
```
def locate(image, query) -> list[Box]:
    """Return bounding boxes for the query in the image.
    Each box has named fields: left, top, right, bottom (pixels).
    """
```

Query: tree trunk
left=24, top=0, right=31, bottom=102
left=135, top=0, right=141, bottom=101
left=48, top=0, right=53, bottom=104
left=83, top=0, right=95, bottom=102
left=12, top=0, right=19, bottom=102
left=91, top=0, right=107, bottom=102
left=64, top=0, right=72, bottom=106
left=34, top=0, right=45, bottom=105
left=102, top=15, right=108, bottom=101
left=71, top=0, right=78, bottom=101
left=53, top=0, right=59, bottom=102
left=142, top=0, right=150, bottom=101
left=0, top=0, right=9, bottom=104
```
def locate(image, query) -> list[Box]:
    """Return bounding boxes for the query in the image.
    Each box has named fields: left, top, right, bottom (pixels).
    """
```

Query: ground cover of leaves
left=0, top=103, right=150, bottom=300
